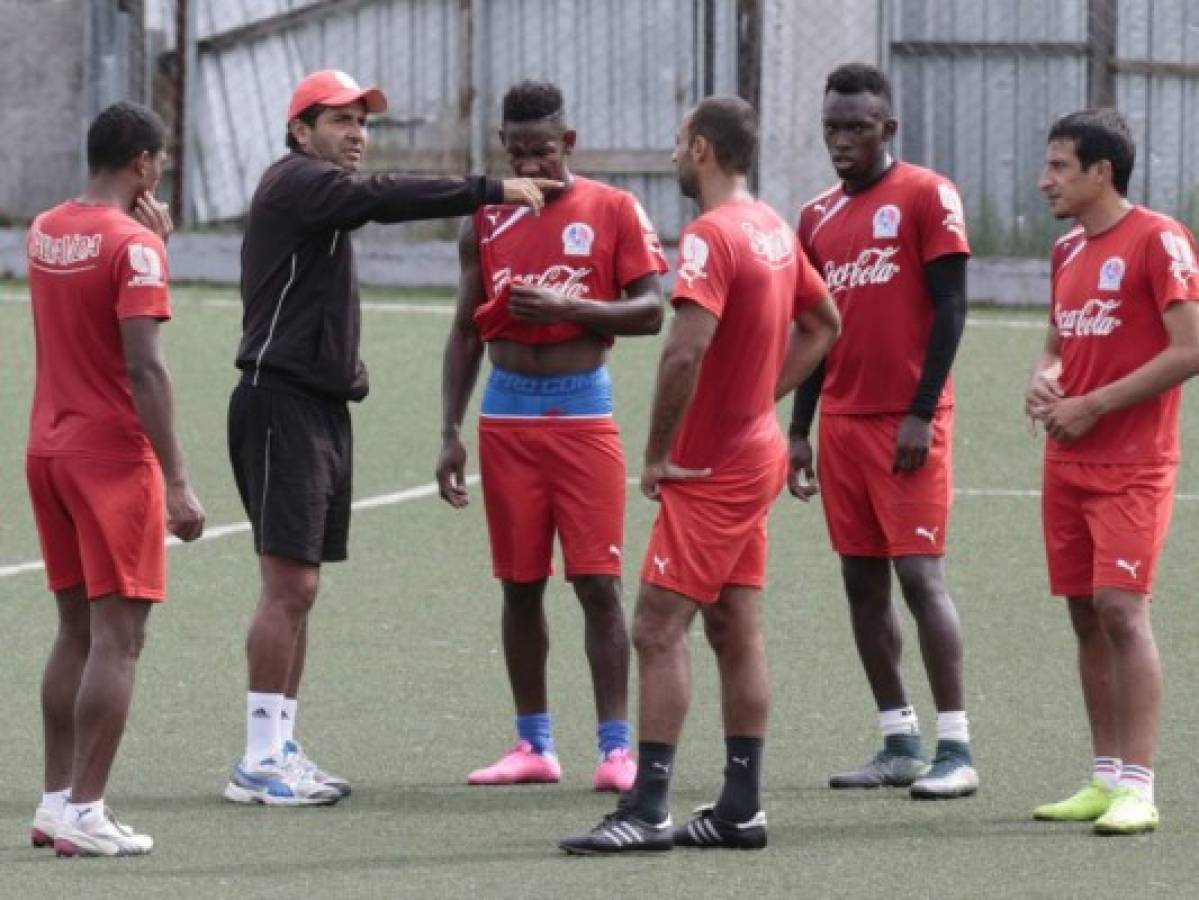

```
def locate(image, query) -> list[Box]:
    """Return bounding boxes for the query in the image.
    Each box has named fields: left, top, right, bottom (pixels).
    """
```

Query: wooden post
left=1087, top=0, right=1118, bottom=107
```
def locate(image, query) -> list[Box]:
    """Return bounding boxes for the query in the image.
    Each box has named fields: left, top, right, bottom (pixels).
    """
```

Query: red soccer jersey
left=472, top=176, right=667, bottom=344
left=1047, top=206, right=1199, bottom=464
left=670, top=198, right=828, bottom=469
left=797, top=161, right=971, bottom=414
left=27, top=201, right=171, bottom=461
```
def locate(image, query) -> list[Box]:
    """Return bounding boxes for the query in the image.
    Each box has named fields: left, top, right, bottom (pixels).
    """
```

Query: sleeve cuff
left=482, top=177, right=505, bottom=205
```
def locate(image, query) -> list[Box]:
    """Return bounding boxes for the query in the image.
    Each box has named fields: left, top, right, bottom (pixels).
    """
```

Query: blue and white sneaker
left=284, top=740, right=351, bottom=798
left=223, top=752, right=341, bottom=807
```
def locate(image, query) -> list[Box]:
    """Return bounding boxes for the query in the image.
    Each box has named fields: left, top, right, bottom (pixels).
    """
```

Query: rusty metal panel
left=190, top=0, right=466, bottom=222
left=188, top=0, right=730, bottom=234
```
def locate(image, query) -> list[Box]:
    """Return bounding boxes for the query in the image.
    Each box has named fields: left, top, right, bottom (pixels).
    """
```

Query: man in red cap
left=224, top=69, right=558, bottom=806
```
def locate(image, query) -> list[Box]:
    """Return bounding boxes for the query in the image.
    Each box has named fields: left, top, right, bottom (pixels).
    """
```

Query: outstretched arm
left=287, top=162, right=561, bottom=232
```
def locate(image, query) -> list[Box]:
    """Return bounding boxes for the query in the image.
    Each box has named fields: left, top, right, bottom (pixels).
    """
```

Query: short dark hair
left=1048, top=108, right=1135, bottom=195
left=687, top=95, right=758, bottom=174
left=285, top=104, right=327, bottom=152
left=501, top=80, right=566, bottom=125
left=86, top=102, right=166, bottom=175
left=824, top=62, right=893, bottom=110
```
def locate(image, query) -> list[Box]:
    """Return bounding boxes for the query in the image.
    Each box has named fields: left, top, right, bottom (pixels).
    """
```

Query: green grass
left=1, top=286, right=1198, bottom=897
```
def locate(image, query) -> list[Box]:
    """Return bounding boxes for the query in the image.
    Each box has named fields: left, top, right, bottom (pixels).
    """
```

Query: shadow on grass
left=75, top=849, right=552, bottom=880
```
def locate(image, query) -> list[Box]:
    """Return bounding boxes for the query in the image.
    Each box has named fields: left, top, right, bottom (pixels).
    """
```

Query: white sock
left=40, top=789, right=69, bottom=816
left=244, top=691, right=284, bottom=766
left=1093, top=756, right=1122, bottom=790
left=66, top=799, right=104, bottom=828
left=936, top=710, right=970, bottom=744
left=879, top=706, right=920, bottom=737
left=280, top=697, right=298, bottom=745
left=1118, top=764, right=1154, bottom=803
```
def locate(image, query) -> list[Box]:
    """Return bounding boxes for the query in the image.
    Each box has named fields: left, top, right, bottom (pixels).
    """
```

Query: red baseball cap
left=287, top=69, right=388, bottom=121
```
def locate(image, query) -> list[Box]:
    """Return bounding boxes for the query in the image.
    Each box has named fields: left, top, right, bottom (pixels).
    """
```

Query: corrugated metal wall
left=757, top=0, right=881, bottom=223
left=887, top=0, right=1091, bottom=253
left=189, top=0, right=738, bottom=236
left=189, top=0, right=1199, bottom=246
left=887, top=0, right=1199, bottom=251
left=1117, top=0, right=1199, bottom=222
left=192, top=0, right=467, bottom=223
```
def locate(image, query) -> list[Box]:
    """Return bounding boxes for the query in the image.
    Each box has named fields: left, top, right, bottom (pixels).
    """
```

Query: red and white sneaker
left=467, top=740, right=561, bottom=785
left=593, top=748, right=636, bottom=793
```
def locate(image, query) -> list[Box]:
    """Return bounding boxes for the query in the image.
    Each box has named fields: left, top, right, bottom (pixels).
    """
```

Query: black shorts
left=228, top=380, right=352, bottom=564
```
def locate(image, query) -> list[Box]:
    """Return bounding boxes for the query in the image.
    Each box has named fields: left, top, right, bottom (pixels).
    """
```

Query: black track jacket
left=235, top=152, right=503, bottom=402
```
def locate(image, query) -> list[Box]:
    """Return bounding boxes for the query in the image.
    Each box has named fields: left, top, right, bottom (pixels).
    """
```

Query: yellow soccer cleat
left=1033, top=779, right=1113, bottom=821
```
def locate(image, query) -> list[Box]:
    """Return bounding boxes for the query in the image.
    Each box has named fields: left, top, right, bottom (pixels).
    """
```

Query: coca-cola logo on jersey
left=493, top=265, right=593, bottom=299
left=740, top=221, right=795, bottom=269
left=823, top=246, right=901, bottom=294
left=1056, top=299, right=1123, bottom=337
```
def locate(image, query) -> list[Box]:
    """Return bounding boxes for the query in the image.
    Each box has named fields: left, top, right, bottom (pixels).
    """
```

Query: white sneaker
left=284, top=740, right=351, bottom=797
left=53, top=807, right=153, bottom=857
left=223, top=752, right=342, bottom=807
left=31, top=804, right=62, bottom=848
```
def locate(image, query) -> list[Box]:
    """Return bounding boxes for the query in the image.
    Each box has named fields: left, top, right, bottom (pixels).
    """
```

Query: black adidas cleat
left=673, top=803, right=766, bottom=850
left=559, top=808, right=674, bottom=855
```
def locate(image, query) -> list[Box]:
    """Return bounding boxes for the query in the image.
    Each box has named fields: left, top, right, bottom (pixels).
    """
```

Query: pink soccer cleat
left=467, top=741, right=562, bottom=785
left=593, top=748, right=637, bottom=792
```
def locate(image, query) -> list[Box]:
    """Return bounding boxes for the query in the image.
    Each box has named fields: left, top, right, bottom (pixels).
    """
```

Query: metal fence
left=165, top=0, right=745, bottom=239
left=15, top=0, right=1199, bottom=257
left=884, top=0, right=1199, bottom=254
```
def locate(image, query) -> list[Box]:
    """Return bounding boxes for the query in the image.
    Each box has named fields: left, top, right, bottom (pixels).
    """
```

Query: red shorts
left=479, top=417, right=626, bottom=582
left=26, top=454, right=166, bottom=601
left=641, top=442, right=788, bottom=603
left=817, top=409, right=954, bottom=558
left=1042, top=460, right=1176, bottom=597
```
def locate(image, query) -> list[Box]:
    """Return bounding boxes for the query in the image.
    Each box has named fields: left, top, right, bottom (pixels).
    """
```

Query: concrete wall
left=0, top=0, right=88, bottom=220
left=758, top=0, right=881, bottom=222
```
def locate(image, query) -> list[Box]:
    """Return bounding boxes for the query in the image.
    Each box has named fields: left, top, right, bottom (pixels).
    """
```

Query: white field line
left=5, top=469, right=1199, bottom=580
left=0, top=476, right=478, bottom=580
left=0, top=290, right=1160, bottom=575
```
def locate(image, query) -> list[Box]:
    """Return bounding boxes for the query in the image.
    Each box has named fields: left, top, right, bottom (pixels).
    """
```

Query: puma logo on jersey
left=915, top=526, right=938, bottom=544
left=651, top=761, right=670, bottom=773
left=653, top=555, right=669, bottom=575
left=1116, top=558, right=1142, bottom=579
left=731, top=756, right=750, bottom=767
left=609, top=545, right=622, bottom=559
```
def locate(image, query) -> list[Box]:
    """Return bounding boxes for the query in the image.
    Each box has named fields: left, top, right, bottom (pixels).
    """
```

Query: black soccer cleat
left=672, top=803, right=767, bottom=850
left=559, top=809, right=674, bottom=855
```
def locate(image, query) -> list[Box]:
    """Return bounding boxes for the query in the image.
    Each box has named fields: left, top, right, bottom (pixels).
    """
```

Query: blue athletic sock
left=516, top=713, right=555, bottom=755
left=597, top=719, right=631, bottom=756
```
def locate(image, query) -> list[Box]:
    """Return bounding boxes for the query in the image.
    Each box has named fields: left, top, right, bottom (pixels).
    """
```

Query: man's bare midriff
left=487, top=334, right=609, bottom=376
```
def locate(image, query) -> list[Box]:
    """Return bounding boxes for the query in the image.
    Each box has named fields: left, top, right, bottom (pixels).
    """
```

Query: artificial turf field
left=1, top=281, right=1198, bottom=899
